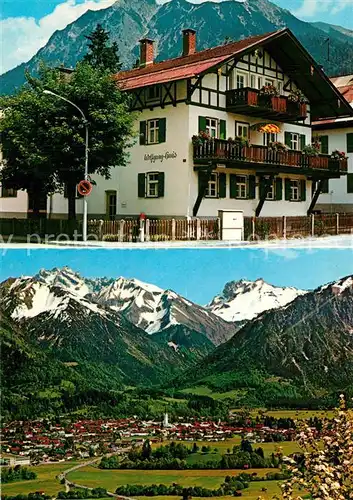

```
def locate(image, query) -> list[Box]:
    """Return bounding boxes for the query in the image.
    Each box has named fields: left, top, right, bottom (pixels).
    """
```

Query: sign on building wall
left=144, top=151, right=178, bottom=163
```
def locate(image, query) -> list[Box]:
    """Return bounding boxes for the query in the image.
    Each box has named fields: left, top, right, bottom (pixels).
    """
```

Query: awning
left=251, top=123, right=281, bottom=133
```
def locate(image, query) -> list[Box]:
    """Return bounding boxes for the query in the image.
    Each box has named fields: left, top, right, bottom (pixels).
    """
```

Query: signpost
left=78, top=180, right=93, bottom=197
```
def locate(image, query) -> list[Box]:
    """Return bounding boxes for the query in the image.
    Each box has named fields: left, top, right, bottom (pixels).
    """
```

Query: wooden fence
left=244, top=213, right=353, bottom=240
left=1, top=214, right=352, bottom=242
left=89, top=218, right=220, bottom=242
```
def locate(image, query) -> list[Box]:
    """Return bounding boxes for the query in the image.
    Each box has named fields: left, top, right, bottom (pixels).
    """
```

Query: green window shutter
left=158, top=118, right=166, bottom=143
left=219, top=120, right=227, bottom=140
left=198, top=116, right=207, bottom=133
left=198, top=171, right=208, bottom=194
left=158, top=172, right=165, bottom=197
left=230, top=174, right=237, bottom=198
left=321, top=179, right=329, bottom=193
left=347, top=174, right=353, bottom=193
left=300, top=179, right=306, bottom=201
left=284, top=132, right=291, bottom=148
left=247, top=175, right=256, bottom=199
left=300, top=134, right=306, bottom=150
left=285, top=179, right=291, bottom=200
left=347, top=133, right=353, bottom=153
left=138, top=173, right=146, bottom=198
left=218, top=173, right=226, bottom=198
left=139, top=121, right=146, bottom=145
left=275, top=177, right=282, bottom=200
left=259, top=177, right=267, bottom=199
left=320, top=135, right=329, bottom=154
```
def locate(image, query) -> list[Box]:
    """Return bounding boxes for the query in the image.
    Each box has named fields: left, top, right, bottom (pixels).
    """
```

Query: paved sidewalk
left=1, top=234, right=353, bottom=250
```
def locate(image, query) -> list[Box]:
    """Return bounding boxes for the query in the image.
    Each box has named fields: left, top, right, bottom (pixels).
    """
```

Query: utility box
left=218, top=210, right=244, bottom=241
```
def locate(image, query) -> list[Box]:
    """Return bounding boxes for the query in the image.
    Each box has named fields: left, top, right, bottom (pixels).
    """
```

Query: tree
left=0, top=62, right=134, bottom=220
left=83, top=24, right=122, bottom=73
left=142, top=439, right=152, bottom=460
left=280, top=395, right=353, bottom=499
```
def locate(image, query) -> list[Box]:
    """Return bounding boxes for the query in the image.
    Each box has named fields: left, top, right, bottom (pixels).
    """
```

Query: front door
left=106, top=191, right=117, bottom=221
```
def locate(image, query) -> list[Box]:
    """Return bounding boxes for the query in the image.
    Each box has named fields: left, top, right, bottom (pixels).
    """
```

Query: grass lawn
left=1, top=461, right=80, bottom=496
left=68, top=467, right=281, bottom=492
left=180, top=386, right=243, bottom=400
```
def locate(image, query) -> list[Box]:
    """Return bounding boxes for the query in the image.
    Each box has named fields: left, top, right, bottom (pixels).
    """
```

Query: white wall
left=316, top=126, right=353, bottom=211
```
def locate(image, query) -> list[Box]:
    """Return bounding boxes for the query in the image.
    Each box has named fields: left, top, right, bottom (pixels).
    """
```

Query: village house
left=313, top=74, right=353, bottom=213
left=1, top=28, right=352, bottom=220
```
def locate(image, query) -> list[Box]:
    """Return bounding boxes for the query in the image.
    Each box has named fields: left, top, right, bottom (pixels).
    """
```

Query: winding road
left=58, top=448, right=134, bottom=499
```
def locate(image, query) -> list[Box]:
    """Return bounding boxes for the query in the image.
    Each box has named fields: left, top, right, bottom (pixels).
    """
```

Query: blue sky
left=1, top=0, right=352, bottom=75
left=1, top=248, right=352, bottom=304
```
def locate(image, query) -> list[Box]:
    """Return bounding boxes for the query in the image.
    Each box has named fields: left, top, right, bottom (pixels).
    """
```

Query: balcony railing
left=193, top=139, right=348, bottom=173
left=225, top=88, right=307, bottom=121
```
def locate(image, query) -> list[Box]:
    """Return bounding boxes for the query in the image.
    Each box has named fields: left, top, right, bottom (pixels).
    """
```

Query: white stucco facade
left=0, top=42, right=348, bottom=220
left=315, top=124, right=353, bottom=213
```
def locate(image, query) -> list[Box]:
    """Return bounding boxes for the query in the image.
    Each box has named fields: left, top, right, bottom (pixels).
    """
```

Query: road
left=58, top=448, right=134, bottom=499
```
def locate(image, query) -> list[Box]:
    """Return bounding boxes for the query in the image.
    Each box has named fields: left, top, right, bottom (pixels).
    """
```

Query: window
left=138, top=172, right=165, bottom=198
left=236, top=175, right=247, bottom=199
left=205, top=173, right=218, bottom=198
left=147, top=119, right=160, bottom=144
left=290, top=180, right=300, bottom=201
left=290, top=133, right=300, bottom=151
left=147, top=85, right=161, bottom=101
left=106, top=191, right=117, bottom=220
left=236, top=71, right=248, bottom=89
left=263, top=133, right=277, bottom=146
left=277, top=81, right=283, bottom=94
left=206, top=118, right=218, bottom=138
left=236, top=122, right=249, bottom=139
left=264, top=78, right=274, bottom=86
left=266, top=181, right=275, bottom=200
left=1, top=183, right=17, bottom=197
left=250, top=74, right=256, bottom=89
left=257, top=76, right=263, bottom=89
left=146, top=172, right=159, bottom=197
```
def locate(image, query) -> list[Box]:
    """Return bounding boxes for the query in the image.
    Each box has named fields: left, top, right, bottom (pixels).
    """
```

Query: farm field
left=231, top=409, right=335, bottom=419
left=1, top=461, right=80, bottom=496
left=163, top=438, right=301, bottom=458
left=68, top=467, right=280, bottom=490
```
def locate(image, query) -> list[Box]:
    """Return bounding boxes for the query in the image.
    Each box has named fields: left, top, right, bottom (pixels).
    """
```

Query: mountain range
left=1, top=267, right=352, bottom=418
left=2, top=0, right=353, bottom=96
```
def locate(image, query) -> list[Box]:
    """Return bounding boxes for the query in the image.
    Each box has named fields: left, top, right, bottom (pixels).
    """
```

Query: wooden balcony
left=193, top=139, right=348, bottom=175
left=225, top=88, right=307, bottom=121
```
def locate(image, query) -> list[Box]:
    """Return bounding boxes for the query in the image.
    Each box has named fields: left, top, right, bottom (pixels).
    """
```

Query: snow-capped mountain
left=207, top=278, right=307, bottom=322
left=95, top=277, right=237, bottom=345
left=186, top=275, right=353, bottom=394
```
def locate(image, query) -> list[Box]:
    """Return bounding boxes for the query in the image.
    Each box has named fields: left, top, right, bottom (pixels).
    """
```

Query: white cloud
left=293, top=0, right=352, bottom=18
left=0, top=0, right=117, bottom=75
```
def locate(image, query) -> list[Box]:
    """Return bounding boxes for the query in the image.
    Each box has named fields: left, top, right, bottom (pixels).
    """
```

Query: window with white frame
left=206, top=118, right=218, bottom=138
left=257, top=76, right=263, bottom=89
left=266, top=181, right=275, bottom=200
left=277, top=81, right=283, bottom=94
left=263, top=132, right=278, bottom=146
left=290, top=133, right=300, bottom=151
left=236, top=122, right=249, bottom=139
left=147, top=119, right=160, bottom=144
left=250, top=74, right=256, bottom=89
left=236, top=175, right=247, bottom=199
left=146, top=172, right=159, bottom=197
left=290, top=180, right=300, bottom=201
left=236, top=71, right=248, bottom=89
left=264, top=78, right=274, bottom=86
left=205, top=173, right=218, bottom=198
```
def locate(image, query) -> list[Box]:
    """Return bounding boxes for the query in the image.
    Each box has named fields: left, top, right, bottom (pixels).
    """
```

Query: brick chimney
left=182, top=29, right=196, bottom=57
left=139, top=38, right=154, bottom=67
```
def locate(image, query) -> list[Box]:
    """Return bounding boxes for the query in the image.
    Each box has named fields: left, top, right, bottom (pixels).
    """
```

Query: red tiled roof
left=114, top=30, right=283, bottom=90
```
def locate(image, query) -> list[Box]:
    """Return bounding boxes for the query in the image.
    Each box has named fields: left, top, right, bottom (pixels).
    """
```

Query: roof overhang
left=201, top=29, right=353, bottom=121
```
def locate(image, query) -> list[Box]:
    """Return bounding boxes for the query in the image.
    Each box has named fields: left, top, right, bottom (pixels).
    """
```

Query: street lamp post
left=43, top=89, right=89, bottom=242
